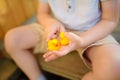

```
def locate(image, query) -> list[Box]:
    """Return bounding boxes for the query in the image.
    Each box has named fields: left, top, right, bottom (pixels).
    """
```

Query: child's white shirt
left=40, top=0, right=104, bottom=31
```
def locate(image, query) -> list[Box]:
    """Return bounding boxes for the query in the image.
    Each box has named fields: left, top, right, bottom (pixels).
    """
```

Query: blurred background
left=0, top=0, right=120, bottom=80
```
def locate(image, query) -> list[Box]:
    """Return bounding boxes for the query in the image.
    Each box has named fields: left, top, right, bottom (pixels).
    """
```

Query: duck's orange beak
left=48, top=39, right=61, bottom=51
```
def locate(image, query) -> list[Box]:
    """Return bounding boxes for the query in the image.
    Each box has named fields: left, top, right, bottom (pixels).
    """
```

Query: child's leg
left=82, top=44, right=120, bottom=80
left=4, top=25, right=44, bottom=80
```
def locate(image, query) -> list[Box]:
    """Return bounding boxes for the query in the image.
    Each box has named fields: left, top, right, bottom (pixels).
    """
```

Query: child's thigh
left=86, top=44, right=120, bottom=75
left=5, top=24, right=43, bottom=49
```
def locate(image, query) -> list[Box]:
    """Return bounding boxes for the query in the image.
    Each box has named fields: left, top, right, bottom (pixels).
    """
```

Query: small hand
left=45, top=23, right=65, bottom=42
left=43, top=45, right=71, bottom=62
left=43, top=32, right=84, bottom=62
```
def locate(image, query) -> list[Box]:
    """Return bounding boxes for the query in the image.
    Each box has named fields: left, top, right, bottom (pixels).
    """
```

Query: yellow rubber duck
left=59, top=32, right=70, bottom=46
left=47, top=32, right=70, bottom=51
left=48, top=39, right=61, bottom=51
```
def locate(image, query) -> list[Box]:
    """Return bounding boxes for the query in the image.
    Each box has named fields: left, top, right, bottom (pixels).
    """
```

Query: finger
left=52, top=50, right=61, bottom=56
left=51, top=34, right=57, bottom=39
left=45, top=54, right=58, bottom=62
left=43, top=51, right=53, bottom=58
left=64, top=32, right=77, bottom=43
left=46, top=33, right=55, bottom=41
left=46, top=34, right=58, bottom=41
left=46, top=26, right=58, bottom=41
left=64, top=32, right=72, bottom=39
left=46, top=33, right=57, bottom=41
left=53, top=50, right=68, bottom=56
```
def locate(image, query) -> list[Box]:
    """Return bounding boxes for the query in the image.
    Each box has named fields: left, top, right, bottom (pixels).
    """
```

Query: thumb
left=64, top=32, right=73, bottom=39
left=64, top=32, right=79, bottom=40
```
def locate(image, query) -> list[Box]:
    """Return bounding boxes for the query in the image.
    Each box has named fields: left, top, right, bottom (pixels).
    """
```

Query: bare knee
left=4, top=26, right=40, bottom=56
left=93, top=54, right=120, bottom=80
left=4, top=28, right=23, bottom=54
left=85, top=44, right=120, bottom=80
left=82, top=57, right=120, bottom=80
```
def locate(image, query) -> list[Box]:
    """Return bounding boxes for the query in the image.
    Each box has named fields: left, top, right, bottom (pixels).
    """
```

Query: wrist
left=78, top=36, right=88, bottom=49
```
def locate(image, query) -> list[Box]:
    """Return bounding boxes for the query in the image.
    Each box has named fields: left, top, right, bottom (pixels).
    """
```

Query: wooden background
left=0, top=0, right=38, bottom=40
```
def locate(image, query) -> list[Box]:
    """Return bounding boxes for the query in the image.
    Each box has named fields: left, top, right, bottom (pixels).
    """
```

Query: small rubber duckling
left=48, top=39, right=61, bottom=51
left=47, top=32, right=70, bottom=51
left=59, top=32, right=70, bottom=46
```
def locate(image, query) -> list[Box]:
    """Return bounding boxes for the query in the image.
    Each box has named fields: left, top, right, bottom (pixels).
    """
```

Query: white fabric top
left=40, top=0, right=104, bottom=31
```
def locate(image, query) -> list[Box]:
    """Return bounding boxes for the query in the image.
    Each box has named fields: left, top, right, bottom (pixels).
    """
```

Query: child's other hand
left=43, top=32, right=84, bottom=62
left=45, top=22, right=65, bottom=42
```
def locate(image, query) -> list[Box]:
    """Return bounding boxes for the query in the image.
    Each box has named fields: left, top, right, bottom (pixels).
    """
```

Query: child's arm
left=43, top=32, right=84, bottom=62
left=79, top=0, right=119, bottom=48
left=43, top=0, right=119, bottom=62
left=37, top=1, right=65, bottom=41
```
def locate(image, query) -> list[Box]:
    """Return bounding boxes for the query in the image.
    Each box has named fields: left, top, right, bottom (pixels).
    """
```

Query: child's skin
left=4, top=0, right=120, bottom=80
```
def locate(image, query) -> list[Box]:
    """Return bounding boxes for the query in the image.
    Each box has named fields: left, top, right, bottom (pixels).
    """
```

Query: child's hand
left=45, top=22, right=65, bottom=42
left=43, top=32, right=84, bottom=62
